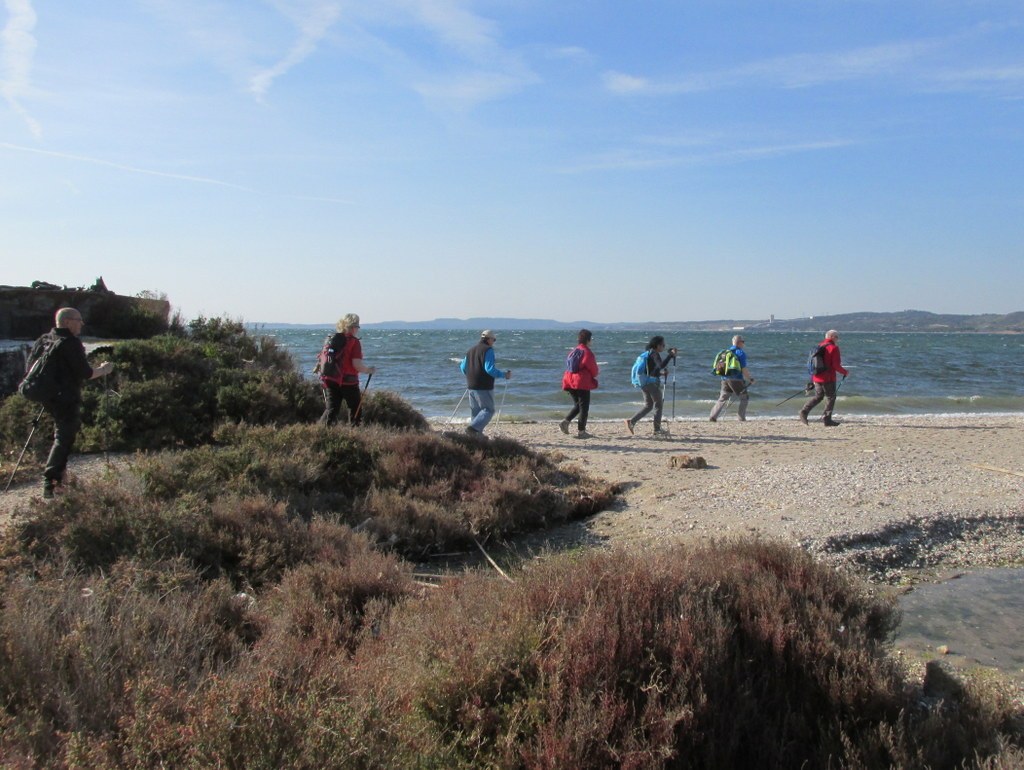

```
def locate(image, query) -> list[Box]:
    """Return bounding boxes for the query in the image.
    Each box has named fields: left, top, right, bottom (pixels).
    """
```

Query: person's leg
left=564, top=390, right=581, bottom=424
left=43, top=402, right=81, bottom=494
left=469, top=390, right=496, bottom=432
left=340, top=384, right=362, bottom=425
left=651, top=384, right=664, bottom=431
left=468, top=390, right=483, bottom=422
left=799, top=383, right=825, bottom=423
left=628, top=386, right=655, bottom=428
left=577, top=390, right=591, bottom=433
left=318, top=383, right=342, bottom=426
left=736, top=382, right=749, bottom=421
left=709, top=381, right=732, bottom=421
left=821, top=382, right=838, bottom=424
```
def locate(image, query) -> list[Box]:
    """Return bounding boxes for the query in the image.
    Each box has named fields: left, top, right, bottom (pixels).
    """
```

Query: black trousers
left=564, top=388, right=591, bottom=431
left=44, top=401, right=82, bottom=483
left=319, top=381, right=363, bottom=426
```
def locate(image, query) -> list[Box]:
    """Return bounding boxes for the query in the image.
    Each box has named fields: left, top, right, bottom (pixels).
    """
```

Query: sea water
left=253, top=327, right=1024, bottom=421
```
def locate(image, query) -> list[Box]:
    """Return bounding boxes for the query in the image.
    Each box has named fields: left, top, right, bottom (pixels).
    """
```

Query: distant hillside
left=761, top=310, right=1024, bottom=333
left=258, top=311, right=1024, bottom=333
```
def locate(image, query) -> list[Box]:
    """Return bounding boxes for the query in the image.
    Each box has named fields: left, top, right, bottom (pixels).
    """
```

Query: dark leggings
left=319, top=381, right=363, bottom=426
left=564, top=388, right=591, bottom=431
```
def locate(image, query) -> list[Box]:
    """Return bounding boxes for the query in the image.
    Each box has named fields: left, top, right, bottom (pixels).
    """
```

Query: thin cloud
left=0, top=141, right=258, bottom=191
left=399, top=0, right=499, bottom=56
left=0, top=141, right=354, bottom=203
left=0, top=0, right=41, bottom=136
left=249, top=0, right=341, bottom=99
left=561, top=139, right=854, bottom=173
left=605, top=37, right=949, bottom=95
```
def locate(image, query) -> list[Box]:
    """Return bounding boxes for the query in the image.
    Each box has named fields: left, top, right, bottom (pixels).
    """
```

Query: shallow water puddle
left=895, top=568, right=1024, bottom=683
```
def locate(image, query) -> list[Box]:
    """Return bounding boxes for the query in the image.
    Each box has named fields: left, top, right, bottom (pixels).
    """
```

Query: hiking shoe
left=624, top=419, right=634, bottom=435
left=42, top=481, right=55, bottom=500
left=798, top=412, right=809, bottom=425
left=823, top=418, right=841, bottom=427
left=708, top=416, right=717, bottom=422
left=653, top=428, right=671, bottom=438
left=576, top=431, right=594, bottom=439
left=559, top=419, right=570, bottom=435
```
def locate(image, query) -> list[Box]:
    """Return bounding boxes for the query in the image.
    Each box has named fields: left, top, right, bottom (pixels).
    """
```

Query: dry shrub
left=1, top=479, right=378, bottom=591
left=0, top=557, right=255, bottom=760
left=359, top=390, right=431, bottom=431
left=348, top=541, right=1022, bottom=769
left=130, top=424, right=615, bottom=558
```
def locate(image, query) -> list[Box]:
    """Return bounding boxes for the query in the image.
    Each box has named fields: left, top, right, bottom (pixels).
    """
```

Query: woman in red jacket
left=560, top=329, right=599, bottom=439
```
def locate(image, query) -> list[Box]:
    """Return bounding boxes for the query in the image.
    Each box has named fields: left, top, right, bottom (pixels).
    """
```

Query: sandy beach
left=478, top=414, right=1024, bottom=582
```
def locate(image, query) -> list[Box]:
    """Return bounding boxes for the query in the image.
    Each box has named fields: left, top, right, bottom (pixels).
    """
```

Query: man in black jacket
left=30, top=308, right=113, bottom=498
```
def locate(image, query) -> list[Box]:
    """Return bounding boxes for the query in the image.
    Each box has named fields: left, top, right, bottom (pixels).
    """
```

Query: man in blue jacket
left=709, top=335, right=755, bottom=422
left=460, top=330, right=511, bottom=437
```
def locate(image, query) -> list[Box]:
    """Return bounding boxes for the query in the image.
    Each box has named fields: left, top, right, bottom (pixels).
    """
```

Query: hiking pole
left=493, top=377, right=510, bottom=427
left=4, top=405, right=46, bottom=493
left=444, top=389, right=469, bottom=431
left=775, top=384, right=813, bottom=407
left=671, top=354, right=677, bottom=421
left=352, top=372, right=373, bottom=423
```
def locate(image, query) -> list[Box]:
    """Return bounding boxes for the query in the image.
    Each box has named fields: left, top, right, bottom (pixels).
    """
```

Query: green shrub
left=358, top=390, right=430, bottom=431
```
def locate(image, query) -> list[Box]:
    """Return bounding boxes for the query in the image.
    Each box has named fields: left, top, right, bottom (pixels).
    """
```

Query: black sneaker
left=42, top=480, right=55, bottom=499
left=823, top=418, right=841, bottom=427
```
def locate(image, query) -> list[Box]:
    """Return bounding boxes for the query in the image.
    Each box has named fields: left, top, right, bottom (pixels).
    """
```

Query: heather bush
left=1, top=510, right=1021, bottom=768
left=1, top=481, right=384, bottom=591
left=0, top=557, right=256, bottom=760
left=128, top=424, right=615, bottom=557
left=349, top=541, right=1022, bottom=769
left=358, top=389, right=431, bottom=431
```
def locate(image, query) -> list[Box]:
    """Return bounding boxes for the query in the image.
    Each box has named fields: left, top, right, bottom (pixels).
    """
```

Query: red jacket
left=812, top=340, right=849, bottom=384
left=562, top=345, right=599, bottom=390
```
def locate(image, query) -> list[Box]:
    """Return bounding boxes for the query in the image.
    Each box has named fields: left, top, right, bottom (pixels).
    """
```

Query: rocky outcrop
left=0, top=280, right=170, bottom=340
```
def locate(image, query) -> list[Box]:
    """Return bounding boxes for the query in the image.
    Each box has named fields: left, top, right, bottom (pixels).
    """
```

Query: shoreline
left=455, top=414, right=1024, bottom=584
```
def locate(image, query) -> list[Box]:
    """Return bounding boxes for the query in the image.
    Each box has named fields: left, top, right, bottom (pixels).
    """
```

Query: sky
left=2, top=0, right=1023, bottom=324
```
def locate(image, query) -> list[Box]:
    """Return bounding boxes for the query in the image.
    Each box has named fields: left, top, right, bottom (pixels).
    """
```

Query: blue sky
left=2, top=1, right=1022, bottom=324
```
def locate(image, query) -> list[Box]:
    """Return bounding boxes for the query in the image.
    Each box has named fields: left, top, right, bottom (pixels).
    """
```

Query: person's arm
left=89, top=361, right=113, bottom=379
left=483, top=348, right=508, bottom=379
left=830, top=346, right=849, bottom=377
left=459, top=356, right=468, bottom=375
left=584, top=348, right=599, bottom=377
left=351, top=358, right=375, bottom=374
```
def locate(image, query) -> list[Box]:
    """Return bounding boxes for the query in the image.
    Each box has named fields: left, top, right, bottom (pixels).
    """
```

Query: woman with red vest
left=560, top=328, right=599, bottom=439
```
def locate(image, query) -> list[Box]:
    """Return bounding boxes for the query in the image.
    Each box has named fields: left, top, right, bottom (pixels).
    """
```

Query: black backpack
left=18, top=333, right=64, bottom=403
left=807, top=344, right=829, bottom=377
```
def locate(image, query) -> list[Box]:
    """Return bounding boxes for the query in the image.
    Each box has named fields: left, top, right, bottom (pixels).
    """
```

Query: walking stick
left=4, top=405, right=45, bottom=493
left=775, top=384, right=813, bottom=407
left=444, top=389, right=469, bottom=431
left=352, top=372, right=373, bottom=423
left=671, top=354, right=677, bottom=420
left=494, top=377, right=510, bottom=426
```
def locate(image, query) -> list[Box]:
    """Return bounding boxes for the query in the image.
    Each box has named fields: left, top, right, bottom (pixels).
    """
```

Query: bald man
left=29, top=308, right=113, bottom=498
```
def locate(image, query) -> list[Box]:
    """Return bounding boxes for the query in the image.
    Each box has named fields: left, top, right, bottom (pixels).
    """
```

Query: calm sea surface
left=254, top=327, right=1024, bottom=421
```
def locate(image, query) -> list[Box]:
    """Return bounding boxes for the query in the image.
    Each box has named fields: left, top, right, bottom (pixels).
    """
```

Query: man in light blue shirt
left=460, top=330, right=511, bottom=436
left=709, top=335, right=755, bottom=422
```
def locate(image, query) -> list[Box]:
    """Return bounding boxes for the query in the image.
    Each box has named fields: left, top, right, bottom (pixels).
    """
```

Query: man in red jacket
left=799, top=329, right=849, bottom=427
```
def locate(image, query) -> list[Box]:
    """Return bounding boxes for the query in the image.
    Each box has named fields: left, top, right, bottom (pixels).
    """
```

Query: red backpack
left=314, top=333, right=348, bottom=386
